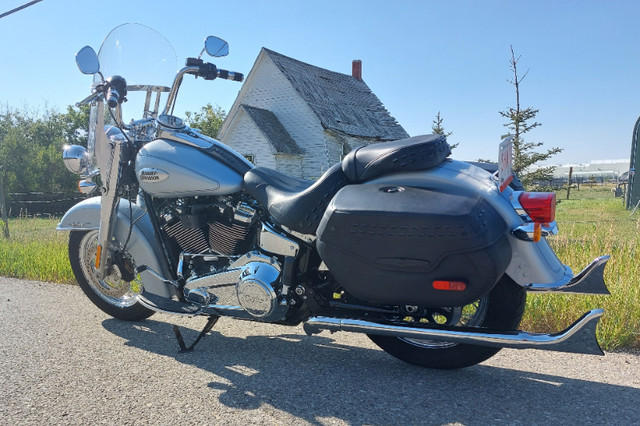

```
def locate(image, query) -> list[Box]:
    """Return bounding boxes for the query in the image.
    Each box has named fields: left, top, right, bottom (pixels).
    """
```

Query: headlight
left=62, top=144, right=90, bottom=175
left=106, top=125, right=127, bottom=142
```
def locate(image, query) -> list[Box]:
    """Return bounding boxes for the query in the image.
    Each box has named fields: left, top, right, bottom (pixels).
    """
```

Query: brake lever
left=75, top=91, right=104, bottom=107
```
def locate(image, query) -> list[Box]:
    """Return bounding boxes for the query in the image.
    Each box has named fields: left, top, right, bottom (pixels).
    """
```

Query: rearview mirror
left=75, top=46, right=100, bottom=75
left=205, top=36, right=229, bottom=58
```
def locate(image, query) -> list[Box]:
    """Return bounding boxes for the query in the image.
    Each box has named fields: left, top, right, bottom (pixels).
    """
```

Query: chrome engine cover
left=237, top=261, right=287, bottom=321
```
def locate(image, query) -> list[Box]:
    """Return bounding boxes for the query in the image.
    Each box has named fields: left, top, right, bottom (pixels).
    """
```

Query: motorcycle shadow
left=101, top=316, right=639, bottom=424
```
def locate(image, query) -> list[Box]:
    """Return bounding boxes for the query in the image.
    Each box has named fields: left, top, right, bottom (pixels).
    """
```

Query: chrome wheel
left=402, top=296, right=489, bottom=349
left=77, top=230, right=141, bottom=307
left=69, top=230, right=153, bottom=321
left=368, top=276, right=526, bottom=369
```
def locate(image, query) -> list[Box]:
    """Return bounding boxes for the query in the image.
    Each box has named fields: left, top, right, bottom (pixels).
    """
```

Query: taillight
left=518, top=192, right=556, bottom=223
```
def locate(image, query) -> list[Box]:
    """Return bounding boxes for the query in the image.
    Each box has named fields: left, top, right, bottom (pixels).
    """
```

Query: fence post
left=566, top=167, right=573, bottom=200
left=0, top=167, right=10, bottom=238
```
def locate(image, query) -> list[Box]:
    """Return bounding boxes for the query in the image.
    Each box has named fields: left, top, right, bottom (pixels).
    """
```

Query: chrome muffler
left=304, top=309, right=605, bottom=356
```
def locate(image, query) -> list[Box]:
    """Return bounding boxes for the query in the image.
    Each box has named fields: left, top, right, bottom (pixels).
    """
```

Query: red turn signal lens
left=518, top=192, right=556, bottom=223
left=433, top=280, right=467, bottom=291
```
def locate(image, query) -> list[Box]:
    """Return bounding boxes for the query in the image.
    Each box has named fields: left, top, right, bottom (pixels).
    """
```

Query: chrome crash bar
left=304, top=309, right=605, bottom=356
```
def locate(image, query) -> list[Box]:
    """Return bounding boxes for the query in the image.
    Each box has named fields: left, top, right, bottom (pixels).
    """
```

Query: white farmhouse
left=218, top=48, right=408, bottom=179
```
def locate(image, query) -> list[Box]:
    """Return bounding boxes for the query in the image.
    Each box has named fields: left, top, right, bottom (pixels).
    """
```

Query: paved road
left=1, top=277, right=639, bottom=425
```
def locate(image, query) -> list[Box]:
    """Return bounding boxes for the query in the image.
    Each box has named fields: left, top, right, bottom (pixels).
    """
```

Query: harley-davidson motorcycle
left=60, top=23, right=611, bottom=369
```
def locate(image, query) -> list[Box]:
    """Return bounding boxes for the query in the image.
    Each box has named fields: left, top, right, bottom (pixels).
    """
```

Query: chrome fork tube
left=95, top=122, right=125, bottom=279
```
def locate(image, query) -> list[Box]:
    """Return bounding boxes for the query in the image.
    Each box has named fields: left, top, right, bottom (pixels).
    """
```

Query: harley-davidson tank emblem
left=138, top=168, right=169, bottom=182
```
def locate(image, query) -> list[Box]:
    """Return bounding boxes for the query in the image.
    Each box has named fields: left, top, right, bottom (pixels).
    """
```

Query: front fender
left=57, top=197, right=175, bottom=298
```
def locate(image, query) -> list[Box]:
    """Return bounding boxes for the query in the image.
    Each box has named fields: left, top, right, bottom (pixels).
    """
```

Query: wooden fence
left=6, top=192, right=86, bottom=218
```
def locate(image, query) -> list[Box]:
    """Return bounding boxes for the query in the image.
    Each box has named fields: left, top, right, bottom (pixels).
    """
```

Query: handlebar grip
left=197, top=62, right=218, bottom=80
left=217, top=69, right=244, bottom=82
left=106, top=87, right=120, bottom=108
left=185, top=58, right=244, bottom=82
left=105, top=75, right=127, bottom=108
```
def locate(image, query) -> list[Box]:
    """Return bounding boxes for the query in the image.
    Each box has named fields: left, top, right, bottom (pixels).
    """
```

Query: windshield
left=96, top=23, right=178, bottom=88
left=94, top=23, right=178, bottom=122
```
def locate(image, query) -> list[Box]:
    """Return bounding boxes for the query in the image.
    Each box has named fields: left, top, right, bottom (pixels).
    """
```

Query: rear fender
left=57, top=197, right=175, bottom=298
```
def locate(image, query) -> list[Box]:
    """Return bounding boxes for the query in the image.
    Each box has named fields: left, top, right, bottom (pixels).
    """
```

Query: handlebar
left=76, top=91, right=102, bottom=107
left=185, top=57, right=244, bottom=82
left=162, top=60, right=244, bottom=116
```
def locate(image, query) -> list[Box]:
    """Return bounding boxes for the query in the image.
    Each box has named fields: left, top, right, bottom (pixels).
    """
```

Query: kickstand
left=173, top=316, right=220, bottom=353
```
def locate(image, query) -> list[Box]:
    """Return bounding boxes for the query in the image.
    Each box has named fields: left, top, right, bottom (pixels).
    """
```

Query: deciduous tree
left=184, top=104, right=226, bottom=138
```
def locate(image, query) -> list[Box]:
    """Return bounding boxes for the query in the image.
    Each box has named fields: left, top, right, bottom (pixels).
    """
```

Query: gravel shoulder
left=1, top=277, right=638, bottom=425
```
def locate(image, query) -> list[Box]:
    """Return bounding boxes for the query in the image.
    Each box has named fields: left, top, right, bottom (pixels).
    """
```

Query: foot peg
left=184, top=287, right=217, bottom=305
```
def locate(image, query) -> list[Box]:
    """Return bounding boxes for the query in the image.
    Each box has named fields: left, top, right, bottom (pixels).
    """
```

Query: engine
left=157, top=194, right=260, bottom=264
left=155, top=195, right=291, bottom=321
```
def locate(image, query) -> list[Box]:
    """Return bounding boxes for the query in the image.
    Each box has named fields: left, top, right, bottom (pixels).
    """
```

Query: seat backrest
left=341, top=134, right=451, bottom=183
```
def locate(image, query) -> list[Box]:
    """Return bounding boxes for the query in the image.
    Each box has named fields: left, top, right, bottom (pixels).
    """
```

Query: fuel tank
left=136, top=138, right=246, bottom=197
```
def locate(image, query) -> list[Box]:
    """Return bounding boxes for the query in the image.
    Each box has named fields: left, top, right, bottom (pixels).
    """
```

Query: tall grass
left=521, top=186, right=640, bottom=351
left=1, top=188, right=638, bottom=350
left=0, top=217, right=74, bottom=283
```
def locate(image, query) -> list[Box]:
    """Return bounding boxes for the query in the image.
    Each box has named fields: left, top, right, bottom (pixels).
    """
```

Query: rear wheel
left=368, top=275, right=526, bottom=369
left=69, top=230, right=154, bottom=321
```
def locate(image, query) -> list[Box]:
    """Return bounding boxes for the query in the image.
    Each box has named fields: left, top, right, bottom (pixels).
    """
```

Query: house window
left=244, top=154, right=256, bottom=165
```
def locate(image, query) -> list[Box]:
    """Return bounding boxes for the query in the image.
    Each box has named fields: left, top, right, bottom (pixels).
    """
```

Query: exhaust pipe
left=304, top=309, right=605, bottom=356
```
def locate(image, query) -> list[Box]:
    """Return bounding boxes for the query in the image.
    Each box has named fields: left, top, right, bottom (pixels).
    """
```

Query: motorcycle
left=60, top=23, right=610, bottom=370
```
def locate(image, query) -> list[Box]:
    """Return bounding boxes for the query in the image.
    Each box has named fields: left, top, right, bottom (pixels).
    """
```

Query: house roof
left=241, top=104, right=303, bottom=155
left=262, top=48, right=409, bottom=141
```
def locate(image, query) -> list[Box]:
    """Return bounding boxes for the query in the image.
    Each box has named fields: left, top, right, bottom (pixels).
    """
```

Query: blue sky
left=0, top=0, right=638, bottom=165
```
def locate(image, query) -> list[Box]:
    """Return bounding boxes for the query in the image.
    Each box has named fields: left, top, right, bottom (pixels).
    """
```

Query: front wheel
left=368, top=275, right=526, bottom=369
left=69, top=230, right=154, bottom=321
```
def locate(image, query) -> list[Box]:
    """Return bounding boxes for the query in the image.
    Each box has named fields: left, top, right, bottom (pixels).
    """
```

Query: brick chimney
left=352, top=60, right=362, bottom=80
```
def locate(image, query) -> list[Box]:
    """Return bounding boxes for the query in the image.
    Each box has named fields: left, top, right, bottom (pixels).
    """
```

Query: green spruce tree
left=431, top=111, right=458, bottom=150
left=499, top=46, right=561, bottom=188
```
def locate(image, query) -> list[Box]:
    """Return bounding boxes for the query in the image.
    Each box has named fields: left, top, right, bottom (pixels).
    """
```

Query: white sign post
left=498, top=136, right=514, bottom=192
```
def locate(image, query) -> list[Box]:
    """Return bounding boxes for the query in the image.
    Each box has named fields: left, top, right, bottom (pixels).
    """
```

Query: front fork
left=94, top=104, right=125, bottom=279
